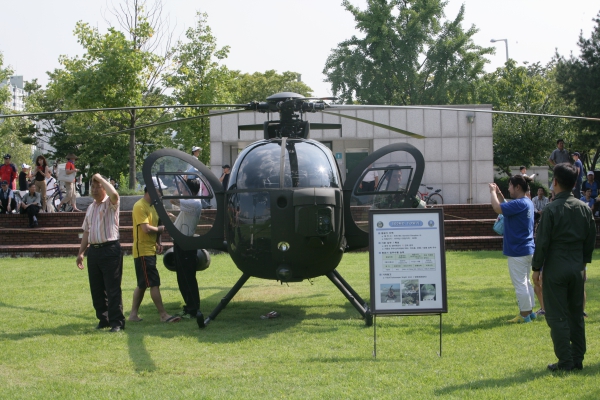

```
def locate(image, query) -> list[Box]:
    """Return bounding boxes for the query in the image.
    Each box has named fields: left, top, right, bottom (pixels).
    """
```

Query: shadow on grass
left=435, top=362, right=600, bottom=395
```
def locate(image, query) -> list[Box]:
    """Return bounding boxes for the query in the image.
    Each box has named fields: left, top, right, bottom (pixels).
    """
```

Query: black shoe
left=547, top=363, right=573, bottom=372
left=574, top=362, right=583, bottom=370
left=95, top=323, right=110, bottom=329
left=109, top=326, right=123, bottom=332
left=196, top=312, right=205, bottom=329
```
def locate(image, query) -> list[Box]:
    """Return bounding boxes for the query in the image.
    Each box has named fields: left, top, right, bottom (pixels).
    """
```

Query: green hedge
left=494, top=176, right=550, bottom=199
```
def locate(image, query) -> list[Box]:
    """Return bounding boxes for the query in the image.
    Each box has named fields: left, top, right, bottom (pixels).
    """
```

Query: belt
left=90, top=240, right=119, bottom=249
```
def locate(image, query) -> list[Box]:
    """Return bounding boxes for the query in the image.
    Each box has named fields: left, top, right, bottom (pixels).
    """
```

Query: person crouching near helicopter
left=489, top=175, right=537, bottom=323
left=169, top=178, right=205, bottom=329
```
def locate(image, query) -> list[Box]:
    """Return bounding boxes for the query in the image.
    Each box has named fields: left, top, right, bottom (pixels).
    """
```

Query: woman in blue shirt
left=490, top=175, right=536, bottom=323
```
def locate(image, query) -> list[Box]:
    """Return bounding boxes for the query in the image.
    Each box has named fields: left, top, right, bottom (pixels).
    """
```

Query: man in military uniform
left=532, top=163, right=596, bottom=372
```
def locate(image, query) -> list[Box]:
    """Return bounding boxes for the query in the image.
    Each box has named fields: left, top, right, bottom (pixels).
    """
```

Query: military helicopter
left=3, top=92, right=598, bottom=328
left=137, top=92, right=429, bottom=328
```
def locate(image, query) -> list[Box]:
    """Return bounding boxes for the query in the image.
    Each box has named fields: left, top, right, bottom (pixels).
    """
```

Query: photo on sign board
left=401, top=279, right=420, bottom=306
left=420, top=284, right=436, bottom=301
left=380, top=283, right=400, bottom=303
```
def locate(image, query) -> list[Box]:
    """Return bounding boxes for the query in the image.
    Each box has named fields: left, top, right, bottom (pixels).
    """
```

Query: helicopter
left=140, top=92, right=427, bottom=328
left=3, top=92, right=598, bottom=329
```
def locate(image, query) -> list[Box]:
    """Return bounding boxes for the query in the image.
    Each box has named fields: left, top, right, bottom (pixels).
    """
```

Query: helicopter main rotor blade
left=321, top=110, right=426, bottom=139
left=0, top=104, right=250, bottom=120
left=102, top=109, right=250, bottom=136
left=309, top=123, right=342, bottom=130
left=326, top=104, right=600, bottom=123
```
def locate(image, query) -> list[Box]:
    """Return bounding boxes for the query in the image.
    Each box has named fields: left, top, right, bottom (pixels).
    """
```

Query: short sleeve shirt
left=82, top=195, right=120, bottom=244
left=174, top=198, right=202, bottom=236
left=549, top=149, right=570, bottom=165
left=500, top=198, right=535, bottom=257
left=66, top=160, right=76, bottom=183
left=132, top=198, right=159, bottom=258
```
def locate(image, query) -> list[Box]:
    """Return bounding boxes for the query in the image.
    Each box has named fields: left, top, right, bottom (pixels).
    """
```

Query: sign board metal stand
left=369, top=208, right=447, bottom=358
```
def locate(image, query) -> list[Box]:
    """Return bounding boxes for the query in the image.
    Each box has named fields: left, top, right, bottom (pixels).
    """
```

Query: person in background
left=532, top=163, right=595, bottom=371
left=532, top=187, right=549, bottom=225
left=31, top=155, right=50, bottom=211
left=76, top=174, right=124, bottom=332
left=581, top=171, right=598, bottom=198
left=220, top=164, right=231, bottom=190
left=0, top=154, right=18, bottom=191
left=548, top=139, right=570, bottom=167
left=58, top=153, right=82, bottom=212
left=44, top=169, right=57, bottom=213
left=580, top=188, right=595, bottom=209
left=0, top=180, right=17, bottom=214
left=572, top=152, right=584, bottom=199
left=20, top=182, right=41, bottom=228
left=19, top=163, right=30, bottom=191
left=489, top=175, right=537, bottom=323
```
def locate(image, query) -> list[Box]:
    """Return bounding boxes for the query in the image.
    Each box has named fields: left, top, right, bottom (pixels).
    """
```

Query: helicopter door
left=342, top=143, right=425, bottom=251
left=142, top=148, right=227, bottom=252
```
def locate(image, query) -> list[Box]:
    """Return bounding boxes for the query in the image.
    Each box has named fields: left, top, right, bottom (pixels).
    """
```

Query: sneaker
left=529, top=312, right=537, bottom=320
left=507, top=315, right=531, bottom=323
left=536, top=308, right=546, bottom=316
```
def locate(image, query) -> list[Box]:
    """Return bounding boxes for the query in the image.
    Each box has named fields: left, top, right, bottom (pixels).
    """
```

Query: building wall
left=209, top=104, right=494, bottom=204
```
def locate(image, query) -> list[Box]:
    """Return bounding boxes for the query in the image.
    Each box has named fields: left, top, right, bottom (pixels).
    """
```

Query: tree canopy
left=475, top=60, right=571, bottom=176
left=323, top=0, right=493, bottom=105
left=232, top=70, right=313, bottom=103
left=555, top=12, right=600, bottom=170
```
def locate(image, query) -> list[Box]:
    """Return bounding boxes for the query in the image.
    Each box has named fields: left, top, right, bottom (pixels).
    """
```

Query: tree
left=166, top=12, right=237, bottom=164
left=37, top=1, right=175, bottom=188
left=475, top=60, right=572, bottom=176
left=555, top=11, right=600, bottom=170
left=232, top=70, right=313, bottom=103
left=323, top=0, right=493, bottom=105
left=0, top=52, right=12, bottom=105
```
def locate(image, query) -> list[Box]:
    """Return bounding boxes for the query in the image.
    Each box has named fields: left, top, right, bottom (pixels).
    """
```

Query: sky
left=1, top=0, right=599, bottom=97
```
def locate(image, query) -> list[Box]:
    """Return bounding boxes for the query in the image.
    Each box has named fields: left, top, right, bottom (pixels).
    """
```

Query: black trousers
left=87, top=242, right=125, bottom=329
left=543, top=263, right=586, bottom=368
left=0, top=197, right=16, bottom=213
left=20, top=205, right=40, bottom=225
left=174, top=242, right=200, bottom=315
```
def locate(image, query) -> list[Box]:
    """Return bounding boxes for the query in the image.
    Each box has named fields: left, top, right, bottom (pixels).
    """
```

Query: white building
left=0, top=75, right=25, bottom=111
left=210, top=104, right=494, bottom=204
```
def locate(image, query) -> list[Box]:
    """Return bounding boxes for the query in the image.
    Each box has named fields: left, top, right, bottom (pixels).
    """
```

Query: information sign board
left=369, top=208, right=447, bottom=314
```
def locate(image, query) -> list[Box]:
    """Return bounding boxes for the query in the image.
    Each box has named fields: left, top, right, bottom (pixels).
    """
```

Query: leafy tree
left=475, top=60, right=571, bottom=176
left=166, top=12, right=237, bottom=164
left=36, top=3, right=175, bottom=188
left=232, top=70, right=313, bottom=103
left=555, top=12, right=600, bottom=170
left=323, top=0, right=493, bottom=105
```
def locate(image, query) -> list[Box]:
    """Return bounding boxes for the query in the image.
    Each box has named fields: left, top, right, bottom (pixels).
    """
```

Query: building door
left=345, top=149, right=369, bottom=176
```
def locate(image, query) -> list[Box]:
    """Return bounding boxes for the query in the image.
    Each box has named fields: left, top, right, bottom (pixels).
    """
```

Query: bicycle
left=418, top=184, right=443, bottom=206
left=48, top=182, right=73, bottom=212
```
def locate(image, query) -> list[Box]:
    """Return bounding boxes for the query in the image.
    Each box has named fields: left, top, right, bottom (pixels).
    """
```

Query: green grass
left=0, top=251, right=599, bottom=399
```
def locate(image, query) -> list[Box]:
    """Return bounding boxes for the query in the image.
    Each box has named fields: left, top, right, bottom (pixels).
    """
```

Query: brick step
left=0, top=225, right=214, bottom=246
left=0, top=209, right=218, bottom=229
left=443, top=219, right=497, bottom=237
left=0, top=242, right=174, bottom=258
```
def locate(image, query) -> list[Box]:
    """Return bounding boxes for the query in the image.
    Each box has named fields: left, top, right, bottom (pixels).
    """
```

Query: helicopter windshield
left=233, top=139, right=340, bottom=189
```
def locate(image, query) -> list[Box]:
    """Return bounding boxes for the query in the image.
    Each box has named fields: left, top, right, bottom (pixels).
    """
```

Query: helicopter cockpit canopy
left=228, top=138, right=340, bottom=190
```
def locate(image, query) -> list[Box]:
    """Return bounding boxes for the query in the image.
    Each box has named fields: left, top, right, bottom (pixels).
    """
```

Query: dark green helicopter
left=141, top=92, right=428, bottom=327
left=5, top=92, right=597, bottom=328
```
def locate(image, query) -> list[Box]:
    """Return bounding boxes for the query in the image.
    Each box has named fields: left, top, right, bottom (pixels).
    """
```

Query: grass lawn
left=0, top=250, right=599, bottom=399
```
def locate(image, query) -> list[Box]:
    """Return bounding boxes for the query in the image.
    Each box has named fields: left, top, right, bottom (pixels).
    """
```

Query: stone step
left=0, top=242, right=174, bottom=258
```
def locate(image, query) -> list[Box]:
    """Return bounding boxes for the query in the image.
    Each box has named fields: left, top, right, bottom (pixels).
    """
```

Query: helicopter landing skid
left=326, top=270, right=373, bottom=326
left=204, top=273, right=251, bottom=327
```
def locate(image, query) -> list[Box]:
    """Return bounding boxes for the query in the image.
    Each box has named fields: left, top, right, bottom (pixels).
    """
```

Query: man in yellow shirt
left=128, top=177, right=181, bottom=323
